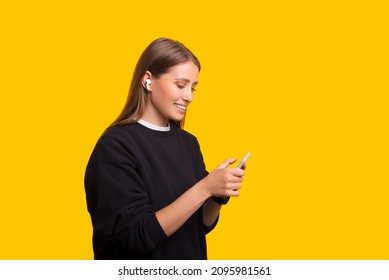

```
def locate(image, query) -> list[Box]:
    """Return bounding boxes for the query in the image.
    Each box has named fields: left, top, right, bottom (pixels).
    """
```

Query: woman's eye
left=177, top=84, right=185, bottom=89
left=191, top=88, right=196, bottom=93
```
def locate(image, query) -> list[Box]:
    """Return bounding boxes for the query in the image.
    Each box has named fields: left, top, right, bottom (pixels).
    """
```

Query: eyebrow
left=174, top=78, right=198, bottom=85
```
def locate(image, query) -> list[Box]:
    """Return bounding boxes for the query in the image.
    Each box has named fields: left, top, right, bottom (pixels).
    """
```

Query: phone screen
left=236, top=152, right=251, bottom=169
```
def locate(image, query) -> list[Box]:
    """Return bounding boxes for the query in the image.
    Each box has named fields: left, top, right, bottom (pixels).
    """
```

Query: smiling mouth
left=174, top=104, right=187, bottom=110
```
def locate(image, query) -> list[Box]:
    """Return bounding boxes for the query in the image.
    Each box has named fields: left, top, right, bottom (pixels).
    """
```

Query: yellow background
left=1, top=0, right=388, bottom=259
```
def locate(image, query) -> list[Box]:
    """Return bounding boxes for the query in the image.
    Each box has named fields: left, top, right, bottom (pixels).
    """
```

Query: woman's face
left=143, top=61, right=199, bottom=126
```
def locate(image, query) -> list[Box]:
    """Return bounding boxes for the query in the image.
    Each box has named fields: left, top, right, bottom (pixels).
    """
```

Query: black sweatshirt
left=84, top=122, right=217, bottom=259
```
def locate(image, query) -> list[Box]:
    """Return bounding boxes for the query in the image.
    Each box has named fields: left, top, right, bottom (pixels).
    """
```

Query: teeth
left=175, top=104, right=186, bottom=110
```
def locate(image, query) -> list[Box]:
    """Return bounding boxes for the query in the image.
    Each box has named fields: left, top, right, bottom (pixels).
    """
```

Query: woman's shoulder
left=172, top=125, right=202, bottom=152
left=171, top=123, right=197, bottom=141
left=90, top=124, right=141, bottom=163
left=95, top=124, right=141, bottom=150
left=101, top=123, right=142, bottom=139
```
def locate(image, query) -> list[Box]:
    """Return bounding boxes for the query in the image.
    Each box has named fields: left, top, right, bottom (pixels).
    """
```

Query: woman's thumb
left=217, top=158, right=237, bottom=169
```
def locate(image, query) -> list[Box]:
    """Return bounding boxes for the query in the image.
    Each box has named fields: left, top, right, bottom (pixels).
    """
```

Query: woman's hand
left=156, top=158, right=246, bottom=236
left=201, top=158, right=245, bottom=198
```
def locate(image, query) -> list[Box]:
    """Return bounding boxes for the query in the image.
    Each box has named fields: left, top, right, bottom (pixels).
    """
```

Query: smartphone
left=236, top=152, right=251, bottom=169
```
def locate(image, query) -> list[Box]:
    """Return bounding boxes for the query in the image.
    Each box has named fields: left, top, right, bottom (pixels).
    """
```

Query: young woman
left=84, top=38, right=246, bottom=259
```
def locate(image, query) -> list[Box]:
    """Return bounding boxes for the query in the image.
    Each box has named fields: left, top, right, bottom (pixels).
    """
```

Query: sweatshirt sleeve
left=84, top=131, right=168, bottom=254
left=190, top=136, right=220, bottom=234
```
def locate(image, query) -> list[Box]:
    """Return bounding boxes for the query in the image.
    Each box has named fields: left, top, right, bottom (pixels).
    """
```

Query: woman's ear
left=142, top=71, right=152, bottom=92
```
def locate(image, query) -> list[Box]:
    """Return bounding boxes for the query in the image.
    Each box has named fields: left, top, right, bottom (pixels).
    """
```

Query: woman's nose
left=182, top=89, right=193, bottom=102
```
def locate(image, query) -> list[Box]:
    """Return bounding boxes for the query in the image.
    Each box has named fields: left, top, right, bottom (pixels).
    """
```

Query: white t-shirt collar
left=137, top=119, right=171, bottom=132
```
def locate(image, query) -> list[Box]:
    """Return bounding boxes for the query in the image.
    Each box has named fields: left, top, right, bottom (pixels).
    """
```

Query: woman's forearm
left=155, top=180, right=210, bottom=237
left=202, top=198, right=222, bottom=227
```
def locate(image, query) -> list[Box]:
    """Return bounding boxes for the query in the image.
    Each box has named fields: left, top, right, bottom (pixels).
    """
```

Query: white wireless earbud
left=145, top=79, right=151, bottom=91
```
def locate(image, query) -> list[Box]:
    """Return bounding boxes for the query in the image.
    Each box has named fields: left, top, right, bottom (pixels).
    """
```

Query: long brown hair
left=110, top=38, right=201, bottom=128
